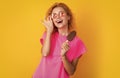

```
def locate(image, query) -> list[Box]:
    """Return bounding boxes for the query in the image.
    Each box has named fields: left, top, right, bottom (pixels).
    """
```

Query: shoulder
left=72, top=35, right=86, bottom=51
left=73, top=35, right=84, bottom=44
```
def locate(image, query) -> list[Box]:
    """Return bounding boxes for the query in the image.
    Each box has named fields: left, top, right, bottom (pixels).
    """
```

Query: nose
left=56, top=14, right=61, bottom=19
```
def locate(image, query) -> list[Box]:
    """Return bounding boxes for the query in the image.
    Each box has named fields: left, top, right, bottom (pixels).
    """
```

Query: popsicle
left=67, top=31, right=76, bottom=41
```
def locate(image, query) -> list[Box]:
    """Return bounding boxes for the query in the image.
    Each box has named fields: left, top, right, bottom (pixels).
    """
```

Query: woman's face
left=51, top=7, right=70, bottom=29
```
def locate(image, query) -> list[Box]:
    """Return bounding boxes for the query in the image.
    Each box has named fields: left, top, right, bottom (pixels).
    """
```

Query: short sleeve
left=40, top=31, right=46, bottom=45
left=73, top=39, right=86, bottom=59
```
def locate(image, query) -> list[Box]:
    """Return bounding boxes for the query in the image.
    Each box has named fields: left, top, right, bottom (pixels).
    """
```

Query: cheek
left=52, top=19, right=56, bottom=23
left=63, top=17, right=69, bottom=23
left=63, top=15, right=69, bottom=20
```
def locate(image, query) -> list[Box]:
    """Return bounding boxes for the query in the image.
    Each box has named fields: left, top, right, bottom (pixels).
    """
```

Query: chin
left=55, top=23, right=66, bottom=28
left=56, top=25, right=65, bottom=29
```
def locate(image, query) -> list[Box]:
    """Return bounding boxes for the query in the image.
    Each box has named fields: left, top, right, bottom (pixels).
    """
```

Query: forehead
left=52, top=7, right=66, bottom=13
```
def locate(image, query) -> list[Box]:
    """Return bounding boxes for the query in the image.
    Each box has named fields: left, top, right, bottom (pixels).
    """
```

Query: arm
left=61, top=41, right=82, bottom=75
left=62, top=55, right=82, bottom=75
left=42, top=32, right=52, bottom=56
left=41, top=16, right=53, bottom=56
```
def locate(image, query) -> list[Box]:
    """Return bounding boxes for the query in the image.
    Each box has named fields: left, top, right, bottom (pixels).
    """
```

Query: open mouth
left=56, top=20, right=63, bottom=24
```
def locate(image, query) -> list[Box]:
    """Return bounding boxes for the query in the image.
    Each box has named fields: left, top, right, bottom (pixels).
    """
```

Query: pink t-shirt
left=33, top=31, right=86, bottom=78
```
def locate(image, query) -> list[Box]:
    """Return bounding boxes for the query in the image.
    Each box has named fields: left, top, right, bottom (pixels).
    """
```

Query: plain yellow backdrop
left=0, top=0, right=120, bottom=78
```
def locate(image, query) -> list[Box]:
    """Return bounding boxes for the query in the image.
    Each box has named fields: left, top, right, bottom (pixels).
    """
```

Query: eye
left=52, top=13, right=57, bottom=19
left=60, top=11, right=65, bottom=17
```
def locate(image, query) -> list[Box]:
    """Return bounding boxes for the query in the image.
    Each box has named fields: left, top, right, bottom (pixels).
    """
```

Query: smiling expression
left=51, top=7, right=70, bottom=29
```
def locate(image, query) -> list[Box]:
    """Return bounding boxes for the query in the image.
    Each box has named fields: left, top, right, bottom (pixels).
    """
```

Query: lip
left=55, top=19, right=63, bottom=24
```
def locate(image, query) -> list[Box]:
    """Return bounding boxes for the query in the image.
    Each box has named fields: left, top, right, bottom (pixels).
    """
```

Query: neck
left=58, top=25, right=69, bottom=36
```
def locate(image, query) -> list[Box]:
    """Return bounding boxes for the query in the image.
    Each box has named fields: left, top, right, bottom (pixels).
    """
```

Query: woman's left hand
left=61, top=40, right=70, bottom=57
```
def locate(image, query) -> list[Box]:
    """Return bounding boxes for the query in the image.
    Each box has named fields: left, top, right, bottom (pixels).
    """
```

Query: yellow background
left=0, top=0, right=120, bottom=78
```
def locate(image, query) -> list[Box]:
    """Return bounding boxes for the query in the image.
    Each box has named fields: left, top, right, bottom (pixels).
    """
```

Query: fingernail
left=66, top=40, right=69, bottom=42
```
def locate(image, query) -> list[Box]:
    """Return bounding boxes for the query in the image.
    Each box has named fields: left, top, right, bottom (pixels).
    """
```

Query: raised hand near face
left=61, top=40, right=70, bottom=57
left=41, top=16, right=54, bottom=34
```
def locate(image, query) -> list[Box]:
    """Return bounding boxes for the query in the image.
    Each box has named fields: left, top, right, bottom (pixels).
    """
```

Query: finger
left=47, top=16, right=51, bottom=21
left=64, top=41, right=69, bottom=46
left=65, top=41, right=69, bottom=45
left=62, top=44, right=69, bottom=52
left=41, top=20, right=48, bottom=28
left=63, top=41, right=69, bottom=45
left=62, top=42, right=68, bottom=50
left=61, top=42, right=65, bottom=48
left=64, top=45, right=69, bottom=51
left=65, top=43, right=70, bottom=48
left=46, top=16, right=49, bottom=20
left=49, top=16, right=52, bottom=20
left=49, top=16, right=53, bottom=23
left=42, top=20, right=47, bottom=26
left=51, top=13, right=53, bottom=19
left=66, top=40, right=69, bottom=43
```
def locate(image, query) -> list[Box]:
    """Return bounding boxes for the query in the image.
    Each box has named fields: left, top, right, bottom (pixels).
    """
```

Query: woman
left=33, top=2, right=86, bottom=78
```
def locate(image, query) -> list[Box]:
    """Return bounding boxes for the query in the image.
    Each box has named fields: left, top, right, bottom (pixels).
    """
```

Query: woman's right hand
left=61, top=40, right=70, bottom=57
left=41, top=16, right=54, bottom=34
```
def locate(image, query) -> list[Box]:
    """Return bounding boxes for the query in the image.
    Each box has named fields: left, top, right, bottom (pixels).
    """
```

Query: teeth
left=56, top=20, right=63, bottom=23
left=57, top=20, right=61, bottom=22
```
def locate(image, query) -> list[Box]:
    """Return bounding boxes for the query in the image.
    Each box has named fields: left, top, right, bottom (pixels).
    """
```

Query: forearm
left=42, top=32, right=51, bottom=56
left=62, top=56, right=75, bottom=75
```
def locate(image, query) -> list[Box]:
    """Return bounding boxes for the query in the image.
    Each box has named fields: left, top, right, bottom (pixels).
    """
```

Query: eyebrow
left=52, top=11, right=65, bottom=14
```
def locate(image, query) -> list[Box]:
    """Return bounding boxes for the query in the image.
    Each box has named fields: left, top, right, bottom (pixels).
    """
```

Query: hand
left=41, top=16, right=54, bottom=34
left=61, top=40, right=70, bottom=57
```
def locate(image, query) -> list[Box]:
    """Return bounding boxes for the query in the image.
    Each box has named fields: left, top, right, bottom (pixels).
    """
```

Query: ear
left=68, top=16, right=70, bottom=20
